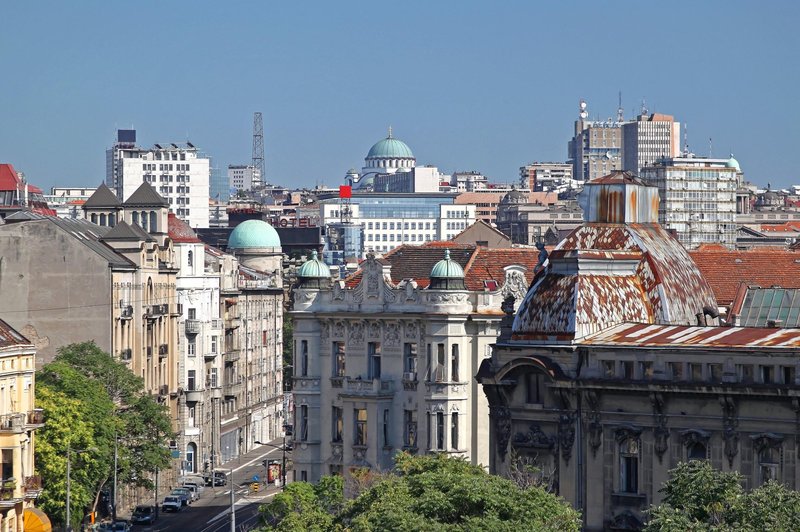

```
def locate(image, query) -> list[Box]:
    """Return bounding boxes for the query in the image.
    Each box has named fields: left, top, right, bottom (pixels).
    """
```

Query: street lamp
left=66, top=445, right=97, bottom=532
left=254, top=438, right=289, bottom=489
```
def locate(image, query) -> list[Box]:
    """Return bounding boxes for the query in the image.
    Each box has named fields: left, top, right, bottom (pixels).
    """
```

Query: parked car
left=110, top=520, right=131, bottom=532
left=183, top=481, right=204, bottom=498
left=170, top=488, right=192, bottom=506
left=130, top=505, right=156, bottom=525
left=161, top=496, right=182, bottom=513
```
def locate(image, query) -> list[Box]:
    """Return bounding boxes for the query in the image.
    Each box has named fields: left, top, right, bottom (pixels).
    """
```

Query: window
left=436, top=412, right=445, bottom=450
left=300, top=405, right=308, bottom=441
left=404, top=410, right=417, bottom=447
left=368, top=342, right=381, bottom=379
left=333, top=342, right=345, bottom=377
left=709, top=364, right=723, bottom=382
left=619, top=438, right=639, bottom=494
left=211, top=336, right=217, bottom=354
left=301, top=471, right=308, bottom=482
left=403, top=343, right=417, bottom=376
left=602, top=360, right=615, bottom=378
left=188, top=250, right=193, bottom=267
left=187, top=370, right=196, bottom=390
left=737, top=364, right=754, bottom=383
left=355, top=409, right=367, bottom=446
left=300, top=340, right=308, bottom=376
left=332, top=407, right=343, bottom=442
left=432, top=344, right=446, bottom=382
left=525, top=372, right=545, bottom=404
left=759, top=446, right=780, bottom=484
left=783, top=366, right=796, bottom=385
left=383, top=409, right=390, bottom=448
left=188, top=407, right=196, bottom=427
left=669, top=361, right=684, bottom=380
left=621, top=361, right=633, bottom=379
left=207, top=367, right=218, bottom=388
left=761, top=365, right=774, bottom=384
left=689, top=363, right=703, bottom=381
left=188, top=307, right=197, bottom=320
left=451, top=413, right=459, bottom=450
left=451, top=344, right=459, bottom=382
left=687, top=441, right=707, bottom=461
left=188, top=340, right=196, bottom=357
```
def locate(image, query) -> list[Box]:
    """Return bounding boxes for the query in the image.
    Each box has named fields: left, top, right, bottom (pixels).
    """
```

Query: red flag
left=339, top=185, right=352, bottom=199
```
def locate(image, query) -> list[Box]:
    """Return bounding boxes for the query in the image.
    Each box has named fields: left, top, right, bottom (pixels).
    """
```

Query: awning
left=23, top=507, right=52, bottom=532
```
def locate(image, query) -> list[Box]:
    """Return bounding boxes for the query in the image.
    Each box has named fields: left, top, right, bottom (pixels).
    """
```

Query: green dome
left=228, top=220, right=281, bottom=249
left=297, top=250, right=330, bottom=278
left=726, top=155, right=740, bottom=171
left=366, top=130, right=415, bottom=160
left=430, top=249, right=465, bottom=279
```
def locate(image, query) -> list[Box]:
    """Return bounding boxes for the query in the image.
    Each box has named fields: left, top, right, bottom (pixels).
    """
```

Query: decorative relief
left=427, top=293, right=468, bottom=304
left=366, top=274, right=380, bottom=298
left=651, top=392, right=669, bottom=463
left=513, top=424, right=555, bottom=449
left=720, top=396, right=739, bottom=467
left=500, top=269, right=528, bottom=304
left=405, top=282, right=419, bottom=302
left=491, top=406, right=512, bottom=460
left=332, top=321, right=345, bottom=339
left=368, top=321, right=381, bottom=339
left=614, top=425, right=643, bottom=444
left=680, top=429, right=711, bottom=447
left=751, top=433, right=784, bottom=453
left=320, top=322, right=330, bottom=341
left=383, top=286, right=397, bottom=303
left=385, top=322, right=401, bottom=347
left=332, top=281, right=345, bottom=301
left=348, top=321, right=365, bottom=345
left=558, top=413, right=576, bottom=464
left=404, top=322, right=417, bottom=339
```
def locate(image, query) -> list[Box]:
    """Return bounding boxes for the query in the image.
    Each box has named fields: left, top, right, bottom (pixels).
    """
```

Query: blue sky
left=1, top=1, right=798, bottom=191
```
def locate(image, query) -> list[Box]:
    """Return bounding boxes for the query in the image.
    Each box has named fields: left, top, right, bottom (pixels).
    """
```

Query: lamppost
left=254, top=438, right=288, bottom=489
left=66, top=446, right=96, bottom=532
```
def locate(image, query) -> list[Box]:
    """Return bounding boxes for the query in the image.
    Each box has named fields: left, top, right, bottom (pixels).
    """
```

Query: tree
left=36, top=342, right=175, bottom=522
left=646, top=461, right=800, bottom=531
left=259, top=453, right=580, bottom=531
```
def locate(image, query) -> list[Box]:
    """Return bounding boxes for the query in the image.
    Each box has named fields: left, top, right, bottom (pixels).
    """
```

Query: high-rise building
left=640, top=156, right=739, bottom=249
left=567, top=100, right=628, bottom=181
left=519, top=162, right=573, bottom=191
left=227, top=164, right=260, bottom=192
left=106, top=129, right=210, bottom=228
left=622, top=113, right=681, bottom=173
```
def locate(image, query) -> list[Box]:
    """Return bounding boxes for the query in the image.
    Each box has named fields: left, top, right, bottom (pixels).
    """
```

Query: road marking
left=203, top=492, right=278, bottom=529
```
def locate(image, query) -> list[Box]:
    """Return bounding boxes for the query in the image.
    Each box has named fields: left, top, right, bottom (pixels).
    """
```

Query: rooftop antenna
left=683, top=123, right=689, bottom=157
left=388, top=125, right=393, bottom=138
left=579, top=99, right=588, bottom=120
left=252, top=112, right=265, bottom=188
left=617, top=91, right=624, bottom=122
left=641, top=98, right=648, bottom=116
left=708, top=137, right=713, bottom=158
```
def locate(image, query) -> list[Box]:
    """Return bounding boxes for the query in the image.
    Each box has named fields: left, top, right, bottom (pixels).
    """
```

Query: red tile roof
left=688, top=245, right=800, bottom=305
left=760, top=221, right=800, bottom=232
left=463, top=247, right=539, bottom=291
left=168, top=213, right=202, bottom=243
left=0, top=319, right=31, bottom=349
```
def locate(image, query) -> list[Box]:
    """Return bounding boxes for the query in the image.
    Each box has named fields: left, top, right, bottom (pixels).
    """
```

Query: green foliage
left=259, top=453, right=580, bottom=532
left=646, top=461, right=800, bottom=531
left=36, top=342, right=175, bottom=526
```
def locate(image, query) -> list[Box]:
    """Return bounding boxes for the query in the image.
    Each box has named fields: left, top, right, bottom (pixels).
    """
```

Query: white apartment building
left=519, top=162, right=573, bottom=192
left=106, top=129, right=210, bottom=228
left=45, top=186, right=96, bottom=219
left=622, top=113, right=681, bottom=174
left=290, top=243, right=539, bottom=482
left=319, top=194, right=476, bottom=256
left=641, top=156, right=739, bottom=249
left=228, top=164, right=261, bottom=191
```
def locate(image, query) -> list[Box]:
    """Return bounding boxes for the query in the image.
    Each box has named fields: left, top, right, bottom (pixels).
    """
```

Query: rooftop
left=0, top=319, right=31, bottom=349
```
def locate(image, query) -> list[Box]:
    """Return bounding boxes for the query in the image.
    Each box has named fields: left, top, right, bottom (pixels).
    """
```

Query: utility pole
left=230, top=469, right=236, bottom=532
left=112, top=435, right=118, bottom=520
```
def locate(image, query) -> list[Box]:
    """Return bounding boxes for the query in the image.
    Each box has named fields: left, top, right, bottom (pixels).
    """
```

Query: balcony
left=0, top=414, right=25, bottom=433
left=402, top=372, right=418, bottom=391
left=204, top=351, right=218, bottom=361
left=223, top=381, right=243, bottom=398
left=23, top=475, right=42, bottom=498
left=26, top=409, right=44, bottom=428
left=225, top=315, right=241, bottom=330
left=0, top=485, right=20, bottom=507
left=330, top=377, right=344, bottom=389
left=171, top=303, right=183, bottom=317
left=185, top=319, right=201, bottom=335
left=224, top=350, right=240, bottom=364
left=208, top=387, right=223, bottom=400
left=341, top=378, right=394, bottom=398
left=184, top=389, right=204, bottom=403
left=293, top=377, right=320, bottom=391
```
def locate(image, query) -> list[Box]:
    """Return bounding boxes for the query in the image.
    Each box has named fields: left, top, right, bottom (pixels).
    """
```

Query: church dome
left=366, top=131, right=415, bottom=160
left=228, top=219, right=281, bottom=249
left=297, top=250, right=330, bottom=279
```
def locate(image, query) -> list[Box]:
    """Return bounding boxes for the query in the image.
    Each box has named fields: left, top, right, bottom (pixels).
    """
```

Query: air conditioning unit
left=159, top=385, right=169, bottom=396
left=168, top=440, right=178, bottom=449
left=403, top=372, right=417, bottom=381
left=120, top=349, right=132, bottom=361
left=121, top=305, right=133, bottom=318
left=159, top=304, right=169, bottom=314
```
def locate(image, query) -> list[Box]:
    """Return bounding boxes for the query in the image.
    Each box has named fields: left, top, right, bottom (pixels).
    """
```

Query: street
left=127, top=439, right=289, bottom=532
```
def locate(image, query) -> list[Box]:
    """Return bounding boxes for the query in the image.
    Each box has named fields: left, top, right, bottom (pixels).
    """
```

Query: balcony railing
left=0, top=414, right=25, bottom=433
left=342, top=378, right=394, bottom=397
left=223, top=381, right=243, bottom=398
left=204, top=351, right=218, bottom=361
left=27, top=409, right=44, bottom=427
left=184, top=389, right=204, bottom=403
left=185, top=319, right=201, bottom=335
left=224, top=350, right=240, bottom=364
left=24, top=475, right=42, bottom=497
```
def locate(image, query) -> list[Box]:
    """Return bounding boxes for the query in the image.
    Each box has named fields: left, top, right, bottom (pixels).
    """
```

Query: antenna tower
left=252, top=112, right=265, bottom=188
left=683, top=123, right=689, bottom=157
left=617, top=91, right=624, bottom=122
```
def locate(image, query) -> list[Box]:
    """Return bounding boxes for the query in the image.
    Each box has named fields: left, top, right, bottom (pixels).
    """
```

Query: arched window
left=187, top=250, right=193, bottom=268
left=149, top=211, right=157, bottom=233
left=108, top=213, right=116, bottom=227
left=90, top=213, right=97, bottom=224
left=619, top=437, right=639, bottom=494
left=186, top=442, right=197, bottom=473
left=132, top=211, right=139, bottom=226
left=687, top=441, right=707, bottom=461
left=759, top=446, right=780, bottom=484
left=451, top=344, right=459, bottom=382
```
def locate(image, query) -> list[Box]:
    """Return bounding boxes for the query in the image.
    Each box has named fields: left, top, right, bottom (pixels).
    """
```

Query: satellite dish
left=580, top=111, right=588, bottom=119
left=579, top=100, right=587, bottom=111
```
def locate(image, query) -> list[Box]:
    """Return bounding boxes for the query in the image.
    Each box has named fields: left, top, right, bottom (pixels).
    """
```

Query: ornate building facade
left=289, top=242, right=541, bottom=482
left=480, top=172, right=800, bottom=530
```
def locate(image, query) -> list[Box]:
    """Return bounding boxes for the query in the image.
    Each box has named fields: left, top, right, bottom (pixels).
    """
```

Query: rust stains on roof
left=582, top=322, right=800, bottom=349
